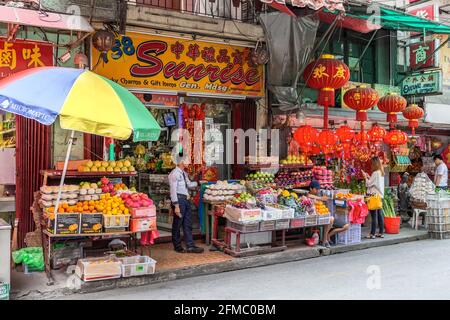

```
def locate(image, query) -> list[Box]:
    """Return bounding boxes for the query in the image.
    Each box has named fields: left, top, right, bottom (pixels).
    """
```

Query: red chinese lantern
left=353, top=131, right=369, bottom=145
left=336, top=125, right=355, bottom=144
left=317, top=130, right=337, bottom=154
left=303, top=54, right=350, bottom=129
left=402, top=104, right=424, bottom=135
left=368, top=124, right=387, bottom=145
left=378, top=93, right=407, bottom=128
left=293, top=125, right=318, bottom=147
left=343, top=86, right=379, bottom=122
left=384, top=130, right=408, bottom=149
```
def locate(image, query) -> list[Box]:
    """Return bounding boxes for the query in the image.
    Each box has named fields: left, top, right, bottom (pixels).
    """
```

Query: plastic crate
left=427, top=224, right=450, bottom=232
left=119, top=256, right=156, bottom=277
left=337, top=224, right=361, bottom=245
left=426, top=194, right=450, bottom=209
left=426, top=208, right=450, bottom=216
left=103, top=214, right=130, bottom=231
left=275, top=219, right=290, bottom=230
left=279, top=206, right=295, bottom=219
left=305, top=215, right=318, bottom=226
left=259, top=220, right=276, bottom=231
left=429, top=231, right=450, bottom=240
left=0, top=282, right=10, bottom=300
left=426, top=215, right=450, bottom=224
left=261, top=208, right=282, bottom=221
left=290, top=217, right=306, bottom=229
left=317, top=214, right=332, bottom=226
left=226, top=220, right=260, bottom=233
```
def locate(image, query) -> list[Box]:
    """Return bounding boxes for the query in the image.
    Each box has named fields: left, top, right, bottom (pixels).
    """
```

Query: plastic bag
left=12, top=247, right=44, bottom=271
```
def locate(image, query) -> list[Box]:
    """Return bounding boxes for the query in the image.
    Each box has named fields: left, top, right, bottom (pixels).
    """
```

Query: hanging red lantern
left=368, top=124, right=387, bottom=145
left=402, top=104, right=424, bottom=135
left=353, top=131, right=369, bottom=145
left=303, top=54, right=350, bottom=129
left=384, top=130, right=408, bottom=148
left=293, top=125, right=318, bottom=147
left=317, top=130, right=337, bottom=154
left=336, top=125, right=355, bottom=144
left=343, top=86, right=379, bottom=122
left=378, top=92, right=407, bottom=127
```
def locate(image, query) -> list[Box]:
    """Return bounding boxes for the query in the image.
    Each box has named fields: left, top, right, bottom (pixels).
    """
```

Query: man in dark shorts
left=308, top=180, right=349, bottom=247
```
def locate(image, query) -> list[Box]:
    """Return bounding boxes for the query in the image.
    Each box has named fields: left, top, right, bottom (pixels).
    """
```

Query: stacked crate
left=426, top=193, right=450, bottom=239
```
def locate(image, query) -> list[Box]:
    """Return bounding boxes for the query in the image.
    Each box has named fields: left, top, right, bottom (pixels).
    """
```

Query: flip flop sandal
left=365, top=235, right=375, bottom=239
left=376, top=234, right=385, bottom=238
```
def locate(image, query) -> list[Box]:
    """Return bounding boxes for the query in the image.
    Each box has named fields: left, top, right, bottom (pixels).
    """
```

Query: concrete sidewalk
left=10, top=226, right=428, bottom=300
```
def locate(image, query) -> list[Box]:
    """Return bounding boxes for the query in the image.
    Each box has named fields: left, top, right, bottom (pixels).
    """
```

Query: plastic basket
left=275, top=219, right=290, bottom=230
left=0, top=283, right=10, bottom=300
left=226, top=220, right=260, bottom=233
left=427, top=223, right=450, bottom=232
left=337, top=224, right=361, bottom=245
left=317, top=214, right=331, bottom=225
left=261, top=209, right=282, bottom=221
left=305, top=215, right=318, bottom=226
left=259, top=220, right=276, bottom=231
left=119, top=256, right=156, bottom=277
left=429, top=231, right=450, bottom=240
left=290, top=216, right=306, bottom=229
left=279, top=206, right=295, bottom=219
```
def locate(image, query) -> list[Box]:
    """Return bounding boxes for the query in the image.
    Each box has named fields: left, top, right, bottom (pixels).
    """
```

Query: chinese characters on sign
left=0, top=39, right=53, bottom=79
left=92, top=32, right=264, bottom=97
left=409, top=41, right=437, bottom=70
left=401, top=71, right=442, bottom=96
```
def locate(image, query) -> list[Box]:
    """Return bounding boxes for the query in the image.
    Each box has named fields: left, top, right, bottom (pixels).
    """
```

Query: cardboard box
left=75, top=255, right=122, bottom=282
left=130, top=217, right=157, bottom=232
left=80, top=213, right=103, bottom=234
left=47, top=213, right=80, bottom=234
left=130, top=205, right=156, bottom=218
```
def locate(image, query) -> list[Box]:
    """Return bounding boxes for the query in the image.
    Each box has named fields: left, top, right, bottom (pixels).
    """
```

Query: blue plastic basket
left=0, top=282, right=10, bottom=300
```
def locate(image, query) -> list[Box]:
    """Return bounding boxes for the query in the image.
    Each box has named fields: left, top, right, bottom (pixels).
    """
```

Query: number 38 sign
left=91, top=32, right=265, bottom=98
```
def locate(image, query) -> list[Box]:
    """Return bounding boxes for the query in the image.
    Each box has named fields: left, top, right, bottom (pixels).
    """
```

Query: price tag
left=334, top=200, right=345, bottom=207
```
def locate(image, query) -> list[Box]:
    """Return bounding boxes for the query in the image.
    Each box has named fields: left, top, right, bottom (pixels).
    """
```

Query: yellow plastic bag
left=367, top=194, right=383, bottom=211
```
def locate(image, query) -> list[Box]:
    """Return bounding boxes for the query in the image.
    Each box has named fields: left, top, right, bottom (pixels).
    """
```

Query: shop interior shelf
left=43, top=230, right=135, bottom=238
left=41, top=170, right=138, bottom=178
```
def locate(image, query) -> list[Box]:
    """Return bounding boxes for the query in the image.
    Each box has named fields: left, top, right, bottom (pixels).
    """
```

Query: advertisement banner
left=0, top=38, right=54, bottom=79
left=401, top=70, right=442, bottom=96
left=92, top=32, right=265, bottom=98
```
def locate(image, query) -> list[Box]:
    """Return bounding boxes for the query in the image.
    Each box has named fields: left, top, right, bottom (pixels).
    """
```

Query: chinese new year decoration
left=383, top=129, right=408, bottom=152
left=441, top=144, right=450, bottom=168
left=303, top=54, right=350, bottom=129
left=317, top=130, right=337, bottom=154
left=335, top=125, right=355, bottom=160
left=377, top=93, right=407, bottom=128
left=293, top=125, right=318, bottom=153
left=368, top=124, right=386, bottom=146
left=181, top=103, right=206, bottom=174
left=402, top=104, right=424, bottom=135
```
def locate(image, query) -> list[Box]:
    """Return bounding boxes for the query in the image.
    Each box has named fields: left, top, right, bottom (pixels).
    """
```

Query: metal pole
left=53, top=130, right=75, bottom=234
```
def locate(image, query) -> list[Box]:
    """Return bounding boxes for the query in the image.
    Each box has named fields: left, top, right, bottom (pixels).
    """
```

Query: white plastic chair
left=411, top=209, right=427, bottom=230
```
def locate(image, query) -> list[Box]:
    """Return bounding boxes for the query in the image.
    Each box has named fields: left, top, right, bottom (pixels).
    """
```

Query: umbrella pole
left=53, top=130, right=76, bottom=234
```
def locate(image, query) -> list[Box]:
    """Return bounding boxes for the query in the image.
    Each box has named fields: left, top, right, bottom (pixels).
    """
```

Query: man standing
left=169, top=158, right=204, bottom=254
left=434, top=155, right=448, bottom=190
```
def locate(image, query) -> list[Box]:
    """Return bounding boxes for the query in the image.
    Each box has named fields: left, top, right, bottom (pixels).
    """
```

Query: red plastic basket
left=384, top=216, right=400, bottom=234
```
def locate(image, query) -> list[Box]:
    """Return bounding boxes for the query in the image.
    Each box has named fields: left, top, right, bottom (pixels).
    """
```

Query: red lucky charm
left=189, top=105, right=197, bottom=119
left=293, top=125, right=319, bottom=147
left=343, top=85, right=379, bottom=122
left=384, top=130, right=408, bottom=149
left=317, top=130, right=337, bottom=154
left=368, top=125, right=387, bottom=146
left=303, top=54, right=350, bottom=129
left=336, top=125, right=355, bottom=144
left=378, top=92, right=407, bottom=128
left=402, top=104, right=424, bottom=135
left=353, top=131, right=369, bottom=145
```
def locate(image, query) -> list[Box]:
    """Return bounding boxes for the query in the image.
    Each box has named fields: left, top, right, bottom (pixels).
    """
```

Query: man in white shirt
left=168, top=157, right=204, bottom=254
left=434, top=155, right=448, bottom=189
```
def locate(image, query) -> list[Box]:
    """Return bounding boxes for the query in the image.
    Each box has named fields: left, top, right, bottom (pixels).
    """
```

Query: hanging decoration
left=317, top=130, right=337, bottom=155
left=293, top=125, right=319, bottom=152
left=343, top=86, right=379, bottom=122
left=181, top=103, right=206, bottom=175
left=383, top=129, right=408, bottom=153
left=402, top=104, right=424, bottom=136
left=377, top=92, right=407, bottom=128
left=303, top=54, right=350, bottom=129
left=368, top=124, right=387, bottom=146
left=335, top=125, right=355, bottom=160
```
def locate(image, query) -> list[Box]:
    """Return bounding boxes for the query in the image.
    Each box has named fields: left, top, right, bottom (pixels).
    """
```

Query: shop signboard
left=133, top=92, right=178, bottom=107
left=408, top=39, right=439, bottom=70
left=0, top=38, right=54, bottom=79
left=401, top=70, right=443, bottom=96
left=439, top=35, right=450, bottom=88
left=92, top=32, right=265, bottom=98
left=407, top=3, right=438, bottom=36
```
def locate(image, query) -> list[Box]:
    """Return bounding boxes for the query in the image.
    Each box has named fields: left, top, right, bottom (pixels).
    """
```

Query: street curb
left=11, top=232, right=429, bottom=299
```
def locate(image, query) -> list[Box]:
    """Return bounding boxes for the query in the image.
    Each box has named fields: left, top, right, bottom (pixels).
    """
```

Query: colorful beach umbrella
left=0, top=67, right=161, bottom=141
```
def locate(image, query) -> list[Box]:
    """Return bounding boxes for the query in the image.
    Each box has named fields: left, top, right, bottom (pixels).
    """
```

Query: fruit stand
left=36, top=169, right=158, bottom=285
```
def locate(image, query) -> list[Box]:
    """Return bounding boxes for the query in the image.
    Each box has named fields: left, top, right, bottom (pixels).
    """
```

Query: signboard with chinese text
left=401, top=70, right=442, bottom=96
left=91, top=32, right=265, bottom=98
left=408, top=40, right=439, bottom=70
left=0, top=38, right=54, bottom=79
left=407, top=3, right=438, bottom=36
left=439, top=35, right=450, bottom=87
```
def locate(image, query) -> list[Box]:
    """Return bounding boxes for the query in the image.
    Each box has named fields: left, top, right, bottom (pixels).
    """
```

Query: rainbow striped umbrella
left=0, top=67, right=161, bottom=141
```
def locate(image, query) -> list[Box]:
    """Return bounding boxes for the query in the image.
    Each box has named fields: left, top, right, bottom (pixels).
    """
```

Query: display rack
left=244, top=164, right=313, bottom=171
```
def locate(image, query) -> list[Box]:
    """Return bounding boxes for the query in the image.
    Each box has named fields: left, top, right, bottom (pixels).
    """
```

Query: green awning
left=329, top=6, right=450, bottom=34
